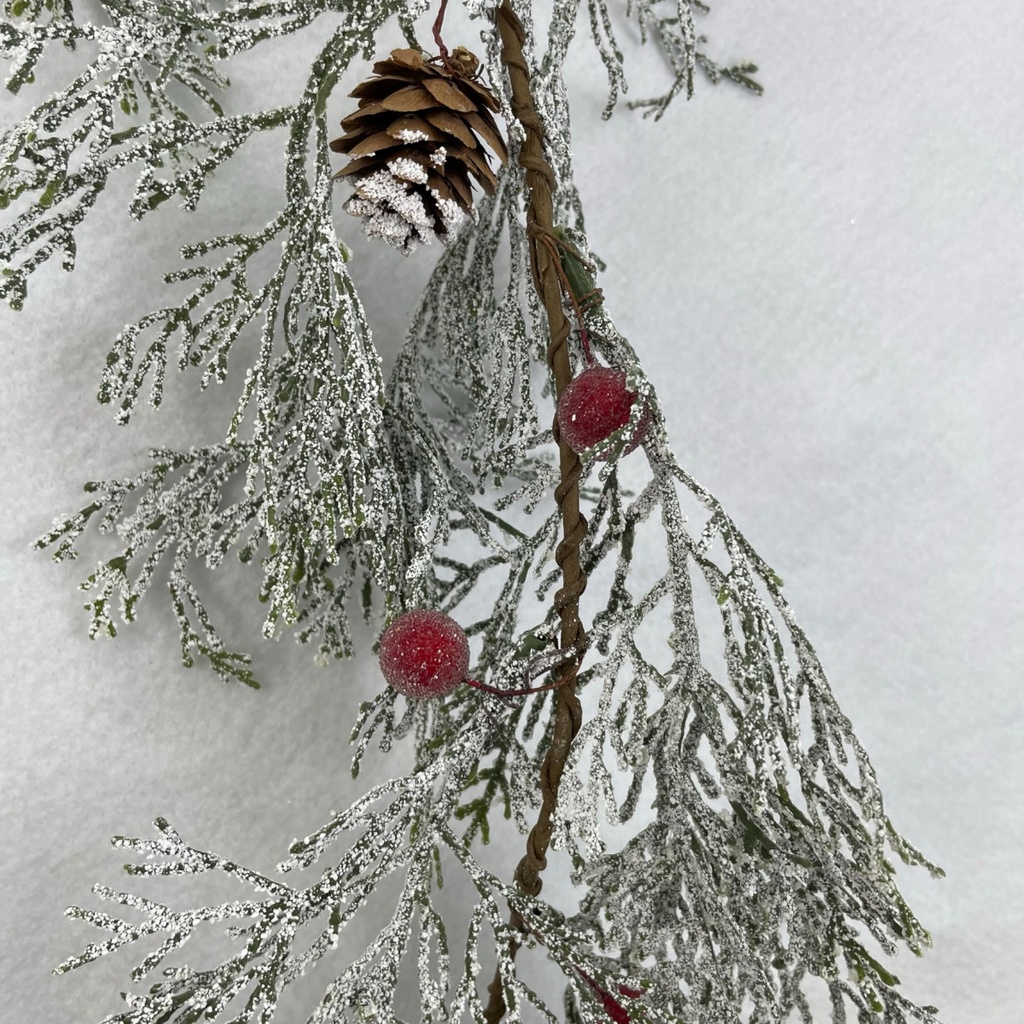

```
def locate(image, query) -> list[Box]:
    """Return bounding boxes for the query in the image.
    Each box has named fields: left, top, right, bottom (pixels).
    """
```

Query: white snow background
left=1, top=2, right=1021, bottom=1022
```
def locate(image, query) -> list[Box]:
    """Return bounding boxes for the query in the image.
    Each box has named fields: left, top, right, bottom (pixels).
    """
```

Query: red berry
left=556, top=366, right=650, bottom=458
left=378, top=609, right=470, bottom=699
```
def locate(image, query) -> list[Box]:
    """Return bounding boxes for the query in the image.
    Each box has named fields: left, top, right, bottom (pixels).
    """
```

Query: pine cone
left=331, top=47, right=508, bottom=255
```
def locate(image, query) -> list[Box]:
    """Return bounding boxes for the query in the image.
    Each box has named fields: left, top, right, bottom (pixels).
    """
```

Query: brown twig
left=483, top=3, right=588, bottom=1021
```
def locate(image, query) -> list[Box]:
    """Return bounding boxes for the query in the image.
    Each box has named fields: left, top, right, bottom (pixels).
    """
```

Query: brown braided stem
left=484, top=3, right=587, bottom=1022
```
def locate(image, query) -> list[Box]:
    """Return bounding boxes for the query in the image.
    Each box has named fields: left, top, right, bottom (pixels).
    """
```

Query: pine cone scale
left=372, top=48, right=427, bottom=74
left=338, top=102, right=388, bottom=129
left=421, top=77, right=477, bottom=113
left=385, top=115, right=445, bottom=141
left=344, top=131, right=404, bottom=157
left=380, top=85, right=439, bottom=112
left=349, top=79, right=408, bottom=102
left=332, top=47, right=507, bottom=254
left=439, top=168, right=473, bottom=207
left=426, top=173, right=456, bottom=204
left=463, top=111, right=507, bottom=163
left=451, top=145, right=497, bottom=190
left=423, top=109, right=478, bottom=148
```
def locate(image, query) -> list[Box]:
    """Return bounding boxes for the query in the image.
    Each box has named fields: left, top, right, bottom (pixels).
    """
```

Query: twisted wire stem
left=484, top=3, right=588, bottom=1021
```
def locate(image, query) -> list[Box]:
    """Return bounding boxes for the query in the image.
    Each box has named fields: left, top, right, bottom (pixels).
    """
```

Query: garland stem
left=484, top=4, right=588, bottom=1021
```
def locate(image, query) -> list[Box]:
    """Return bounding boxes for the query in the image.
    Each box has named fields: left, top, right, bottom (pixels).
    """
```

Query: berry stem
left=432, top=0, right=452, bottom=70
left=572, top=967, right=638, bottom=1024
left=536, top=230, right=595, bottom=365
left=465, top=676, right=566, bottom=698
left=549, top=227, right=606, bottom=366
left=465, top=638, right=583, bottom=698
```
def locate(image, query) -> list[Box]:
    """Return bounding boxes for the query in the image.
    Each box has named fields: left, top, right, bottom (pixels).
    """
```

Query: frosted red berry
left=378, top=609, right=470, bottom=699
left=556, top=366, right=651, bottom=459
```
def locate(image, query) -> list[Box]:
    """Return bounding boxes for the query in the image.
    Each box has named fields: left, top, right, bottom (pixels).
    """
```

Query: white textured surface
left=1, top=3, right=1022, bottom=1022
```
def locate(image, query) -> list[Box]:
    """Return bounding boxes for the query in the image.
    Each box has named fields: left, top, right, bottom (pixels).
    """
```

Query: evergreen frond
left=0, top=0, right=432, bottom=307
left=56, top=729, right=657, bottom=1024
left=14, top=3, right=944, bottom=1023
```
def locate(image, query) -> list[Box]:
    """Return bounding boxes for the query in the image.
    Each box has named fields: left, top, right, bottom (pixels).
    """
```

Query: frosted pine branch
left=7, top=2, right=946, bottom=1023
left=54, top=728, right=655, bottom=1024
left=0, top=0, right=431, bottom=307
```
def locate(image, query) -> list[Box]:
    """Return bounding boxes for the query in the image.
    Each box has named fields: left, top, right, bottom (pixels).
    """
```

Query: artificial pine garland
left=1, top=2, right=945, bottom=1023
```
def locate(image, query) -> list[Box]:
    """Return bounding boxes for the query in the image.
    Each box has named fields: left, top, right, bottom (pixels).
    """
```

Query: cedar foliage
left=1, top=2, right=943, bottom=1022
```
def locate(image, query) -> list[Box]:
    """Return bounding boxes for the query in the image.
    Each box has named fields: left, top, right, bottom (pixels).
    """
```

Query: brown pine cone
left=331, top=47, right=508, bottom=255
